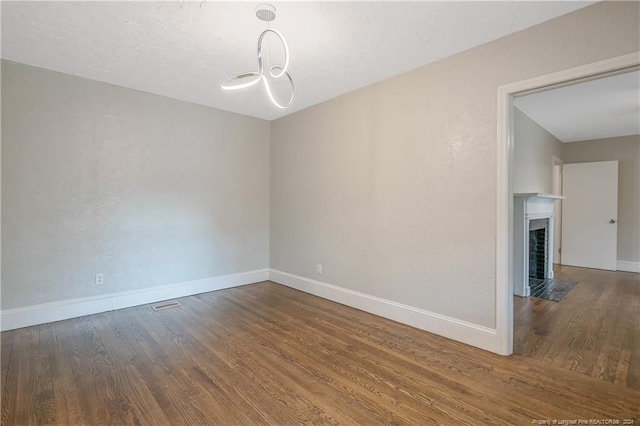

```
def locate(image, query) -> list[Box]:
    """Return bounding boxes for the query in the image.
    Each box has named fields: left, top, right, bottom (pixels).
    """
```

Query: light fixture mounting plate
left=256, top=4, right=276, bottom=22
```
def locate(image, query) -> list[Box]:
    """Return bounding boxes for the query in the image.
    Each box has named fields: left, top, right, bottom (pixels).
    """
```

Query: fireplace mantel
left=513, top=193, right=564, bottom=297
left=514, top=193, right=563, bottom=217
left=514, top=193, right=563, bottom=199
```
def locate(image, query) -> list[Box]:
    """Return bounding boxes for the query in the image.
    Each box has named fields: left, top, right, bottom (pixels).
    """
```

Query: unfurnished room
left=1, top=1, right=639, bottom=425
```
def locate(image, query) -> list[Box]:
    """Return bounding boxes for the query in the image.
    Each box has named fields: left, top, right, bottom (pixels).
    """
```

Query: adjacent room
left=1, top=1, right=639, bottom=424
left=511, top=71, right=640, bottom=388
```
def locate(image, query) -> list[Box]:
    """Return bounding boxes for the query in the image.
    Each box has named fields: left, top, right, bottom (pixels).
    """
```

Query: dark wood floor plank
left=1, top=330, right=18, bottom=425
left=228, top=286, right=516, bottom=422
left=88, top=312, right=171, bottom=426
left=1, top=331, right=15, bottom=395
left=59, top=317, right=117, bottom=424
left=172, top=295, right=364, bottom=424
left=130, top=303, right=286, bottom=425
left=5, top=326, right=53, bottom=425
left=0, top=331, right=17, bottom=424
left=243, top=282, right=638, bottom=419
left=190, top=286, right=510, bottom=423
left=208, top=295, right=447, bottom=424
left=515, top=265, right=640, bottom=392
left=35, top=324, right=56, bottom=424
left=626, top=294, right=640, bottom=390
left=51, top=319, right=90, bottom=425
left=227, top=286, right=525, bottom=424
left=115, top=310, right=217, bottom=425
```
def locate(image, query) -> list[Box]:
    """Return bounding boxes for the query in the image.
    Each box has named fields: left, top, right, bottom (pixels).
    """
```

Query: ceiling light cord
left=220, top=4, right=295, bottom=109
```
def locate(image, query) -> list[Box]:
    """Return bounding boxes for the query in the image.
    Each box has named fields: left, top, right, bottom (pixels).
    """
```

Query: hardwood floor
left=2, top=281, right=639, bottom=425
left=515, top=264, right=640, bottom=391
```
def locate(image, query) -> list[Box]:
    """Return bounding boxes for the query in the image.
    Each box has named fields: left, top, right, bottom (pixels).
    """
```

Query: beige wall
left=270, top=2, right=640, bottom=329
left=1, top=60, right=270, bottom=310
left=562, top=135, right=640, bottom=263
left=513, top=107, right=563, bottom=194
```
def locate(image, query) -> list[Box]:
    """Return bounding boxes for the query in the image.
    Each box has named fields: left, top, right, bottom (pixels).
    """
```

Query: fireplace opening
left=529, top=219, right=548, bottom=281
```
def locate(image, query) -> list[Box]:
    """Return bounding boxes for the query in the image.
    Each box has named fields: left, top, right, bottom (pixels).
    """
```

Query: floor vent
left=152, top=302, right=181, bottom=311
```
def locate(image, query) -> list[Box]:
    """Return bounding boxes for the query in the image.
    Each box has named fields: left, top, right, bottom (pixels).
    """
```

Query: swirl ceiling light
left=221, top=4, right=295, bottom=109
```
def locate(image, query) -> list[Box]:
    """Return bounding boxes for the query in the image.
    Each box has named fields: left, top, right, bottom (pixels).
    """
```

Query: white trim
left=270, top=269, right=498, bottom=353
left=617, top=260, right=640, bottom=273
left=0, top=269, right=269, bottom=331
left=552, top=158, right=563, bottom=265
left=496, top=82, right=514, bottom=356
left=0, top=59, right=3, bottom=331
left=496, top=52, right=640, bottom=356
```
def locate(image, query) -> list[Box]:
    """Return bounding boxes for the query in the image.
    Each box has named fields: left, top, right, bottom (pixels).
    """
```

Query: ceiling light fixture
left=221, top=4, right=295, bottom=109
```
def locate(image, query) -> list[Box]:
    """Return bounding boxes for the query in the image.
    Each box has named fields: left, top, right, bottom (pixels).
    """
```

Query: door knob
left=609, top=219, right=617, bottom=224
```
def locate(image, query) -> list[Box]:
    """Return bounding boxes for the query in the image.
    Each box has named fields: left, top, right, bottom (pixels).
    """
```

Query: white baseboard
left=1, top=269, right=269, bottom=331
left=269, top=269, right=498, bottom=353
left=617, top=260, right=640, bottom=273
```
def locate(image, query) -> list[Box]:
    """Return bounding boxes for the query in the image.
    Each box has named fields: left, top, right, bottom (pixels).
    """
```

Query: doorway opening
left=495, top=52, right=640, bottom=356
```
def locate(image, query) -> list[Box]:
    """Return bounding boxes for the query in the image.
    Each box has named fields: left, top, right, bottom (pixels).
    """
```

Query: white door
left=561, top=161, right=618, bottom=270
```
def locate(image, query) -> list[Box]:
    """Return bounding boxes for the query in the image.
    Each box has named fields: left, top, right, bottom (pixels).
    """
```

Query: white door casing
left=552, top=156, right=563, bottom=264
left=561, top=161, right=618, bottom=271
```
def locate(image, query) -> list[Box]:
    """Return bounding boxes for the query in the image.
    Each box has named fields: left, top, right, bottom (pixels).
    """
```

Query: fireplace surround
left=513, top=193, right=563, bottom=297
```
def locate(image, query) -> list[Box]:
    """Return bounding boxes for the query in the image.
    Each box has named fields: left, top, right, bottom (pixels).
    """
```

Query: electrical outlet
left=95, top=273, right=104, bottom=286
left=317, top=264, right=323, bottom=274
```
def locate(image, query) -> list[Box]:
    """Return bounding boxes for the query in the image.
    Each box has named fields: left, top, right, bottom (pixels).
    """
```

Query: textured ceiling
left=2, top=1, right=593, bottom=120
left=514, top=70, right=640, bottom=143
